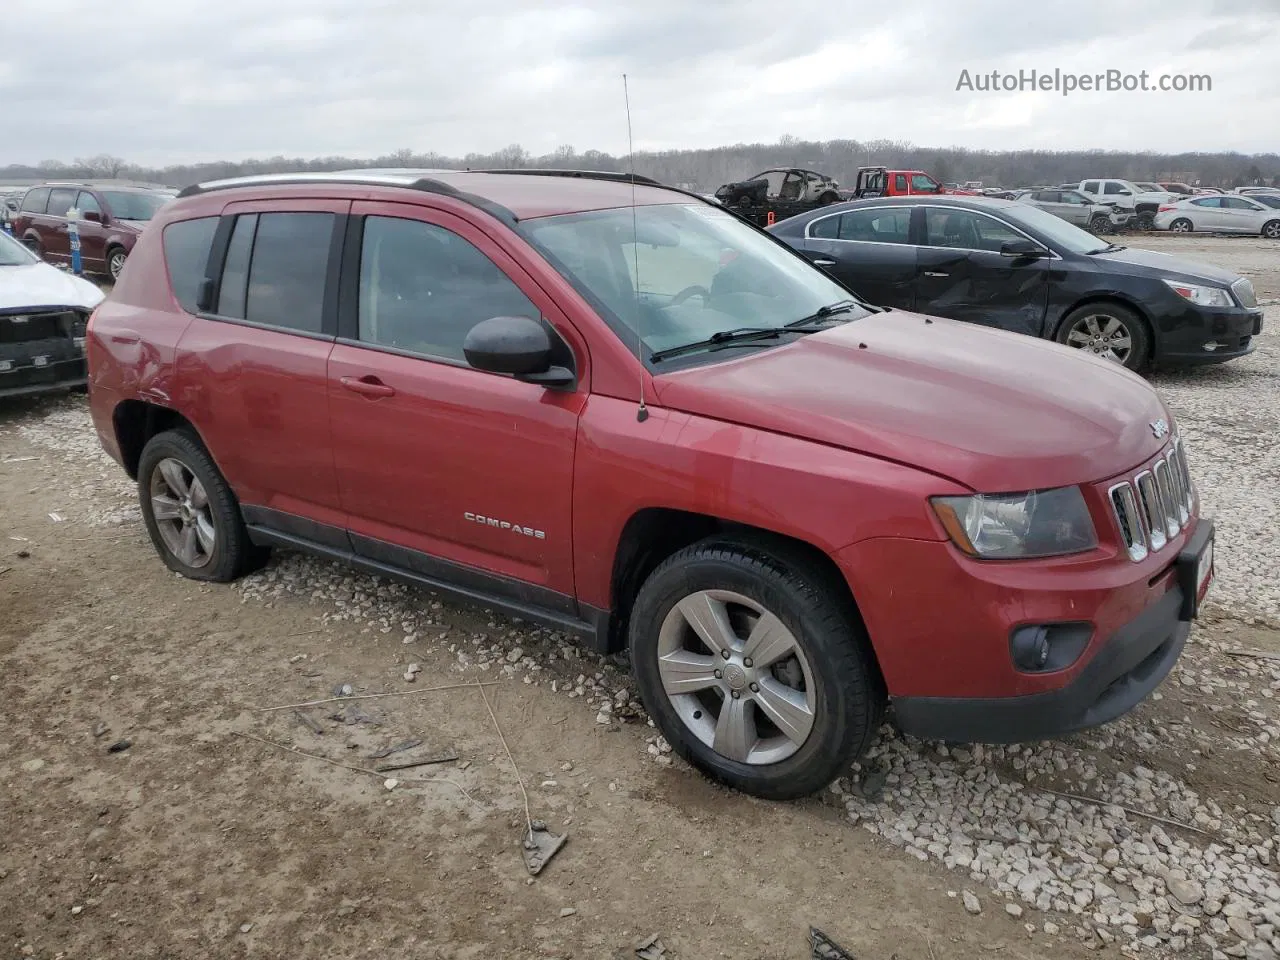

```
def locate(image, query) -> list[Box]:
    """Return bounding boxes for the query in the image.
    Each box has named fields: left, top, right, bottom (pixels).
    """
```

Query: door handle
left=340, top=375, right=396, bottom=398
left=923, top=271, right=949, bottom=277
left=811, top=258, right=836, bottom=267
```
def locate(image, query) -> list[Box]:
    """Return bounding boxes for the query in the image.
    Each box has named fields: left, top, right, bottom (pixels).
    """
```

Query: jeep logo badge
left=1150, top=419, right=1169, bottom=439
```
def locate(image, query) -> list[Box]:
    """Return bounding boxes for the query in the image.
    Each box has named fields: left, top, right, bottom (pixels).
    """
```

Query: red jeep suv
left=85, top=169, right=1214, bottom=800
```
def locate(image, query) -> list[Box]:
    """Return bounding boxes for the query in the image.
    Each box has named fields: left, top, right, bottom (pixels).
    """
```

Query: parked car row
left=78, top=168, right=1215, bottom=802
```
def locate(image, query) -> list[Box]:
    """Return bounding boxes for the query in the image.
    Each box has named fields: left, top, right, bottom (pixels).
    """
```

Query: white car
left=1, top=229, right=104, bottom=400
left=1153, top=195, right=1280, bottom=239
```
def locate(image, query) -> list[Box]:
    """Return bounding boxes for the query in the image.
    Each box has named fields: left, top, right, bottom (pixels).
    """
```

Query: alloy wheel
left=1064, top=313, right=1133, bottom=365
left=149, top=457, right=216, bottom=568
left=655, top=589, right=816, bottom=765
left=1170, top=219, right=1192, bottom=233
left=1264, top=221, right=1280, bottom=240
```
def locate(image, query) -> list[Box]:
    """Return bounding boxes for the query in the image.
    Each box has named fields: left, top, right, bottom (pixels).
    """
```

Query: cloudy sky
left=3, top=0, right=1277, bottom=167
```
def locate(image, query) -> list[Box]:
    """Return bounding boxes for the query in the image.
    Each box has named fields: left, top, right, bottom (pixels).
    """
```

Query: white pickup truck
left=1074, top=179, right=1181, bottom=230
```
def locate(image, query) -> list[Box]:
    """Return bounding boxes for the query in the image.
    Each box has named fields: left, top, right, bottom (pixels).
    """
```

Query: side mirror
left=463, top=316, right=574, bottom=387
left=82, top=210, right=102, bottom=224
left=1000, top=239, right=1048, bottom=259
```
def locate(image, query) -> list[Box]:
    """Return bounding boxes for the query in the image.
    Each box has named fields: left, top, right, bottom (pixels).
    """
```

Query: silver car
left=1153, top=195, right=1280, bottom=238
left=1013, top=188, right=1130, bottom=232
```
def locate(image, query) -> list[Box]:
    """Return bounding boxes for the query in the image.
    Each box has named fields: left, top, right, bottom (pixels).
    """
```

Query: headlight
left=931, top=486, right=1097, bottom=560
left=1162, top=279, right=1233, bottom=307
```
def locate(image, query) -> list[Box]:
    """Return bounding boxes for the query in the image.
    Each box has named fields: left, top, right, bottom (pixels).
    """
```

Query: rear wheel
left=1169, top=218, right=1193, bottom=233
left=628, top=538, right=884, bottom=801
left=1055, top=302, right=1151, bottom=371
left=137, top=429, right=269, bottom=582
left=1262, top=220, right=1280, bottom=240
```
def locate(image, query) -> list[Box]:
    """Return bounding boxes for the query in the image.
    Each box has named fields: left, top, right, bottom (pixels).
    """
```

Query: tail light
left=1158, top=205, right=1176, bottom=212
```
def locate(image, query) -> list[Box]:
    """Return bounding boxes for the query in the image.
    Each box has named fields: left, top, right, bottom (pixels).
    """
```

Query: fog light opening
left=1202, top=341, right=1220, bottom=352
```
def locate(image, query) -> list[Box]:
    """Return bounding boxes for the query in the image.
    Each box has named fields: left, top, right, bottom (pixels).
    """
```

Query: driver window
left=910, top=175, right=939, bottom=193
left=779, top=172, right=804, bottom=200
left=358, top=216, right=538, bottom=362
left=924, top=208, right=1023, bottom=251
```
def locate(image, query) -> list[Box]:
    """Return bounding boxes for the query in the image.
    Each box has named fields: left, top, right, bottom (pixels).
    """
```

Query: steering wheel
left=668, top=285, right=712, bottom=308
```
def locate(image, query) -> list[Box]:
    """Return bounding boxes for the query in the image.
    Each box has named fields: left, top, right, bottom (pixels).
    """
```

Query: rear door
left=41, top=187, right=77, bottom=263
left=914, top=206, right=1051, bottom=337
left=800, top=205, right=917, bottom=308
left=326, top=201, right=584, bottom=600
left=172, top=200, right=348, bottom=535
left=1186, top=197, right=1226, bottom=229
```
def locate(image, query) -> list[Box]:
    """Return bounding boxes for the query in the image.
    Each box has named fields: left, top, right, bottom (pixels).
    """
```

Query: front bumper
left=889, top=517, right=1212, bottom=743
left=0, top=347, right=87, bottom=399
left=1153, top=301, right=1263, bottom=365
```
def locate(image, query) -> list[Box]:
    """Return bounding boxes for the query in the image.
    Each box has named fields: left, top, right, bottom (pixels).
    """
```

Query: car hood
left=653, top=312, right=1173, bottom=492
left=1089, top=246, right=1241, bottom=285
left=0, top=262, right=105, bottom=312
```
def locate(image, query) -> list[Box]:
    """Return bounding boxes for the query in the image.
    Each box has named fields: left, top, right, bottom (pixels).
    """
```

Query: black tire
left=23, top=238, right=43, bottom=259
left=1262, top=220, right=1280, bottom=240
left=1169, top=218, right=1193, bottom=234
left=1134, top=211, right=1155, bottom=231
left=1088, top=214, right=1112, bottom=234
left=817, top=191, right=840, bottom=206
left=137, top=428, right=269, bottom=582
left=628, top=537, right=884, bottom=801
left=1055, top=301, right=1152, bottom=372
left=106, top=246, right=127, bottom=281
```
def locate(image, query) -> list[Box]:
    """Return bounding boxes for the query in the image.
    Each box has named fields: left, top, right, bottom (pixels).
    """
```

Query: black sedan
left=767, top=196, right=1263, bottom=371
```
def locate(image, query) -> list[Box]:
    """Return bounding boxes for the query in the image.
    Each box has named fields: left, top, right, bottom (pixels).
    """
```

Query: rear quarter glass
left=162, top=217, right=219, bottom=314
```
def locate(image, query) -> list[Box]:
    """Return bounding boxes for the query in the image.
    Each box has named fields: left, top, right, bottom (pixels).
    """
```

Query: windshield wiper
left=786, top=299, right=868, bottom=327
left=1086, top=242, right=1126, bottom=255
left=649, top=323, right=832, bottom=363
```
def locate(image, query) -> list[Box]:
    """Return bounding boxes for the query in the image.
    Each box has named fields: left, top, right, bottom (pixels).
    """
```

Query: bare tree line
left=5, top=137, right=1279, bottom=192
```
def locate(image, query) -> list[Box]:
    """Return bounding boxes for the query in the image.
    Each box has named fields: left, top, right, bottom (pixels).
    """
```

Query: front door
left=1219, top=196, right=1265, bottom=233
left=801, top=205, right=917, bottom=308
left=41, top=187, right=77, bottom=263
left=327, top=202, right=584, bottom=603
left=913, top=206, right=1051, bottom=338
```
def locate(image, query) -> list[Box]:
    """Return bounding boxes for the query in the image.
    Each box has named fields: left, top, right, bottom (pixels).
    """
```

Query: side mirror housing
left=82, top=210, right=103, bottom=224
left=463, top=315, right=574, bottom=387
left=1000, top=239, right=1048, bottom=259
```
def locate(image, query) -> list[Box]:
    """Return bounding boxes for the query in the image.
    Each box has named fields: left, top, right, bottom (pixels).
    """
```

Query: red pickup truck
left=849, top=167, right=978, bottom=199
left=85, top=169, right=1213, bottom=801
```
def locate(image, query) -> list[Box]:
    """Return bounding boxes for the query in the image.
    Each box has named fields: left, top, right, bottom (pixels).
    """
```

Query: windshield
left=519, top=202, right=869, bottom=361
left=101, top=190, right=168, bottom=221
left=0, top=229, right=38, bottom=266
left=1005, top=202, right=1114, bottom=255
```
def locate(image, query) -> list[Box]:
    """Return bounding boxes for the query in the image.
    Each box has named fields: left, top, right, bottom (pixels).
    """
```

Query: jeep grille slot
left=1109, top=482, right=1148, bottom=563
left=1109, top=436, right=1197, bottom=562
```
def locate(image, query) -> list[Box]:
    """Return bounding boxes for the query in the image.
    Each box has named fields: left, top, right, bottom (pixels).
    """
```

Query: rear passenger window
left=357, top=216, right=537, bottom=362
left=162, top=217, right=219, bottom=314
left=46, top=188, right=76, bottom=217
left=216, top=212, right=334, bottom=334
left=21, top=187, right=49, bottom=213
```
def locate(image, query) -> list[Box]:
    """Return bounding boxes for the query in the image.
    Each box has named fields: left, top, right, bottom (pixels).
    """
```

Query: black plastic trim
left=321, top=214, right=347, bottom=338
left=336, top=215, right=364, bottom=341
left=475, top=168, right=662, bottom=187
left=240, top=507, right=613, bottom=650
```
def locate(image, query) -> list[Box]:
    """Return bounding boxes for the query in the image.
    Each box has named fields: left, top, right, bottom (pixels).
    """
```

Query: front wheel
left=629, top=539, right=884, bottom=801
left=137, top=429, right=268, bottom=582
left=1262, top=220, right=1280, bottom=240
left=1088, top=214, right=1113, bottom=234
left=106, top=247, right=127, bottom=281
left=1055, top=302, right=1152, bottom=371
left=1169, top=218, right=1193, bottom=233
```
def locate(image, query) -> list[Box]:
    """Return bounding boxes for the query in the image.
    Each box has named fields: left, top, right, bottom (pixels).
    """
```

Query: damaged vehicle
left=0, top=229, right=104, bottom=400
left=714, top=168, right=841, bottom=224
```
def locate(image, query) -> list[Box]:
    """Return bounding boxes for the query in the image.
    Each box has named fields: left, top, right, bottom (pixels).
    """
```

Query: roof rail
left=474, top=168, right=663, bottom=187
left=174, top=171, right=518, bottom=225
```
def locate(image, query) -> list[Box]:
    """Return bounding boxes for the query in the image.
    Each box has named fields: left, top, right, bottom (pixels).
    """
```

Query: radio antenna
left=623, top=73, right=648, bottom=423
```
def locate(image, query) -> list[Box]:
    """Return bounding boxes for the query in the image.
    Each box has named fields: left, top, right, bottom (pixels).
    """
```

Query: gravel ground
left=4, top=236, right=1279, bottom=959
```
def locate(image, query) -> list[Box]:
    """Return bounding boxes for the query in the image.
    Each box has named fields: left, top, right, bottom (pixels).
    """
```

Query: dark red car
left=11, top=181, right=173, bottom=280
left=85, top=169, right=1214, bottom=800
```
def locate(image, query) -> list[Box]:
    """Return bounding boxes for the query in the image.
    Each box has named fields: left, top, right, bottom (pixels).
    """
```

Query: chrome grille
left=1108, top=436, right=1195, bottom=562
left=1231, top=277, right=1257, bottom=308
